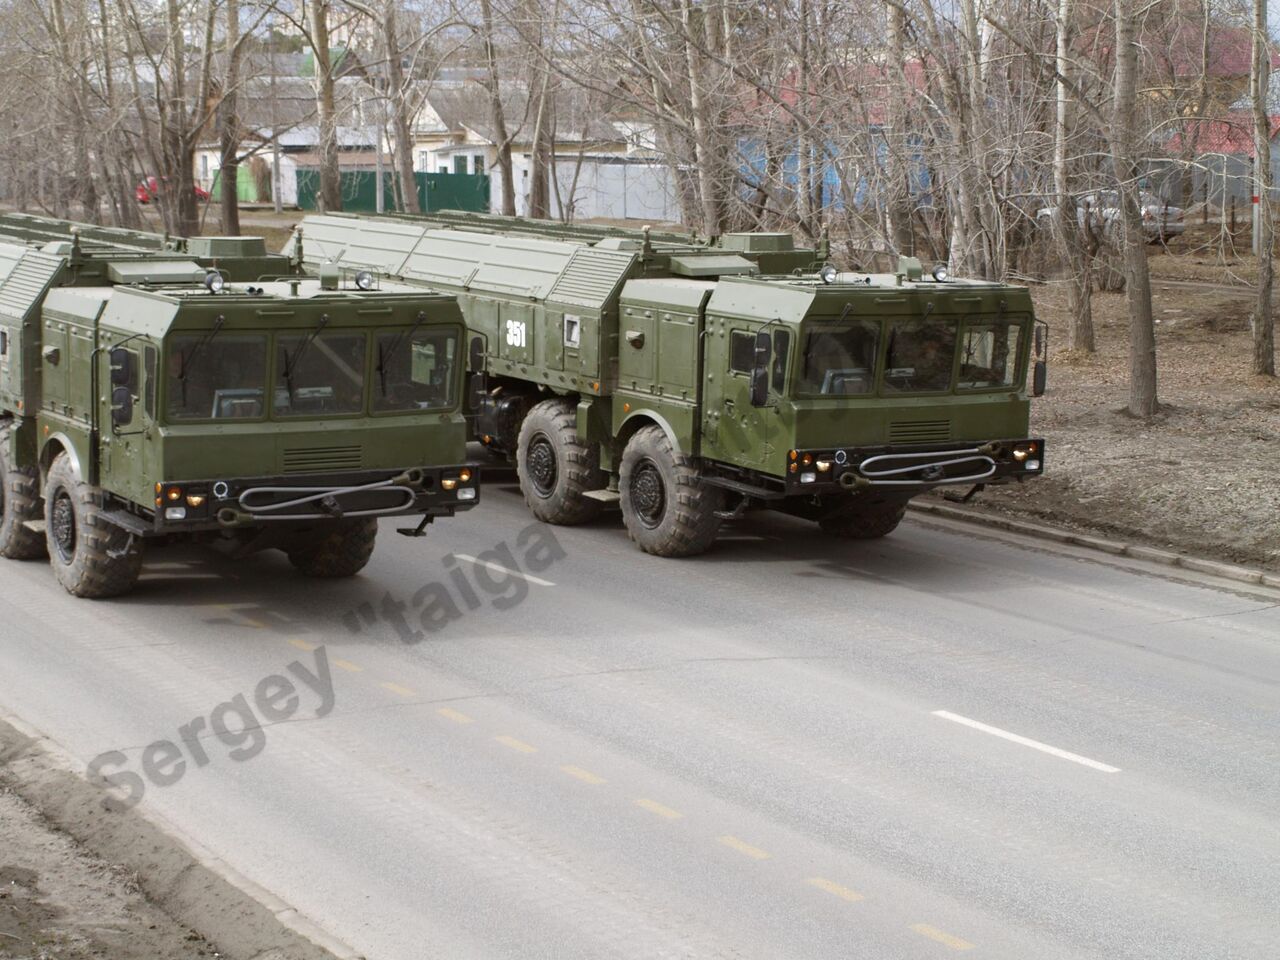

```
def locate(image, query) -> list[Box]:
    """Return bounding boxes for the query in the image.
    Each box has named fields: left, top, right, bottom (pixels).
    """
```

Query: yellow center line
left=331, top=658, right=363, bottom=673
left=807, top=877, right=864, bottom=903
left=288, top=638, right=318, bottom=651
left=381, top=682, right=417, bottom=698
left=717, top=835, right=770, bottom=860
left=635, top=798, right=683, bottom=819
left=560, top=765, right=606, bottom=785
left=911, top=924, right=975, bottom=951
left=495, top=735, right=538, bottom=753
left=437, top=707, right=475, bottom=724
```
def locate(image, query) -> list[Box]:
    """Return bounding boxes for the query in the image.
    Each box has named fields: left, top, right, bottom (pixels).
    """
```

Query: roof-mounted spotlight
left=818, top=263, right=838, bottom=285
left=932, top=264, right=950, bottom=282
left=354, top=270, right=375, bottom=291
left=203, top=270, right=225, bottom=294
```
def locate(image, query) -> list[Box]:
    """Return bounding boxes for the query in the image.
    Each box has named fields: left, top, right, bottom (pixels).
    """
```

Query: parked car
left=135, top=176, right=211, bottom=205
left=1036, top=191, right=1185, bottom=243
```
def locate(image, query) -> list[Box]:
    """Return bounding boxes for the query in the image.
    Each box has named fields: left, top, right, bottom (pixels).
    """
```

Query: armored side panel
left=400, top=229, right=638, bottom=392
left=294, top=214, right=425, bottom=276
left=0, top=248, right=66, bottom=423
left=0, top=211, right=170, bottom=252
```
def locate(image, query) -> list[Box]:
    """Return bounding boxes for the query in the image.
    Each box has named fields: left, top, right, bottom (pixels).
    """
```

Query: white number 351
left=505, top=319, right=527, bottom=348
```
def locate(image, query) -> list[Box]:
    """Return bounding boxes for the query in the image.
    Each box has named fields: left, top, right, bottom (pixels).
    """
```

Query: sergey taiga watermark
left=87, top=646, right=334, bottom=812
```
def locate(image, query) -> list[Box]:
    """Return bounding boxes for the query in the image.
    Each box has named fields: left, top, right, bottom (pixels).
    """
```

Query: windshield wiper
left=376, top=311, right=427, bottom=397
left=282, top=313, right=329, bottom=401
left=177, top=314, right=225, bottom=405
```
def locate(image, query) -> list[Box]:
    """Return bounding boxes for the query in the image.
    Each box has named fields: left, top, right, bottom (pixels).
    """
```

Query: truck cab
left=0, top=250, right=478, bottom=598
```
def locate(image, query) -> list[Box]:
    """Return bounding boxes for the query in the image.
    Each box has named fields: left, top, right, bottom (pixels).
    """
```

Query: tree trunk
left=885, top=3, right=914, bottom=255
left=1252, top=0, right=1275, bottom=375
left=1054, top=0, right=1094, bottom=351
left=478, top=0, right=515, bottom=215
left=218, top=0, right=241, bottom=234
left=309, top=0, right=342, bottom=212
left=383, top=1, right=421, bottom=214
left=1111, top=0, right=1158, bottom=416
left=681, top=0, right=724, bottom=233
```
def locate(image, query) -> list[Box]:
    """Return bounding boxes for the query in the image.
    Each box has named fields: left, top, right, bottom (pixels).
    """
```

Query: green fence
left=210, top=166, right=265, bottom=203
left=295, top=170, right=490, bottom=213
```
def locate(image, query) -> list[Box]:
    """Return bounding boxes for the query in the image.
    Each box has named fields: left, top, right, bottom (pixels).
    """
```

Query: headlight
left=800, top=472, right=817, bottom=484
left=457, top=487, right=477, bottom=501
left=203, top=271, right=224, bottom=294
left=1025, top=460, right=1041, bottom=471
left=441, top=478, right=458, bottom=490
left=354, top=270, right=375, bottom=290
left=165, top=506, right=187, bottom=520
left=186, top=494, right=206, bottom=507
left=932, top=264, right=949, bottom=282
left=818, top=263, right=838, bottom=284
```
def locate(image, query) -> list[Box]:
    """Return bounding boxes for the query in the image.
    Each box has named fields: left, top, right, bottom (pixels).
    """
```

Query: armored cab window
left=143, top=346, right=157, bottom=419
left=167, top=335, right=267, bottom=421
left=373, top=328, right=459, bottom=413
left=798, top=319, right=880, bottom=396
left=729, top=331, right=755, bottom=373
left=957, top=320, right=1022, bottom=390
left=274, top=333, right=368, bottom=417
left=883, top=318, right=958, bottom=394
left=771, top=330, right=791, bottom=393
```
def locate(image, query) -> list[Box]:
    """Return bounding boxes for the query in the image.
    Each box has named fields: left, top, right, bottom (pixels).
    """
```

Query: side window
left=729, top=331, right=755, bottom=373
left=143, top=345, right=158, bottom=419
left=958, top=321, right=1022, bottom=389
left=771, top=330, right=790, bottom=392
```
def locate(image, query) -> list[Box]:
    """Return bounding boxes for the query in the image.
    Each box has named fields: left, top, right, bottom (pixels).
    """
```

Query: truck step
left=583, top=489, right=621, bottom=504
left=21, top=520, right=46, bottom=534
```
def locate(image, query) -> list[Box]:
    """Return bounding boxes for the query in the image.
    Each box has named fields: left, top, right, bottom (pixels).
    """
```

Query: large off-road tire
left=619, top=425, right=723, bottom=557
left=44, top=453, right=143, bottom=598
left=516, top=398, right=603, bottom=525
left=0, top=430, right=46, bottom=560
left=818, top=499, right=908, bottom=540
left=287, top=518, right=378, bottom=578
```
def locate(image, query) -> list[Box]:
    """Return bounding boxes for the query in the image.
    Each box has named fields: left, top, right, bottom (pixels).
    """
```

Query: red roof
left=1168, top=115, right=1280, bottom=156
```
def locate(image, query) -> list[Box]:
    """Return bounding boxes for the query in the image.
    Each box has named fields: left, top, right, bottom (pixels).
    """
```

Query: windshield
left=883, top=318, right=957, bottom=393
left=373, top=328, right=459, bottom=412
left=958, top=320, right=1023, bottom=389
left=274, top=333, right=367, bottom=417
left=167, top=335, right=267, bottom=420
left=798, top=319, right=880, bottom=395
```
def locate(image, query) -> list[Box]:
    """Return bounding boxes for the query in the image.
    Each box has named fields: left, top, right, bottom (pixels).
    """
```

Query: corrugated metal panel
left=295, top=214, right=426, bottom=275
left=548, top=248, right=637, bottom=308
left=401, top=229, right=583, bottom=300
left=0, top=251, right=63, bottom=319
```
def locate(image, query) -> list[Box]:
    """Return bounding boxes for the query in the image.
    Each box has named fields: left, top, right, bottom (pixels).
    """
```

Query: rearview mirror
left=110, top=385, right=134, bottom=427
left=1032, top=360, right=1047, bottom=397
left=468, top=335, right=486, bottom=373
left=109, top=347, right=136, bottom=388
left=749, top=330, right=771, bottom=407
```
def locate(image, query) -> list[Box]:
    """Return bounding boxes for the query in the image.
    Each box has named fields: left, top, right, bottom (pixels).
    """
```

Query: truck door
left=99, top=343, right=144, bottom=502
left=701, top=320, right=788, bottom=472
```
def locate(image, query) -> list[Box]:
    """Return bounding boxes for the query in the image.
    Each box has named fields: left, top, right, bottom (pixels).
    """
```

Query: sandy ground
left=0, top=787, right=212, bottom=960
left=965, top=279, right=1280, bottom=571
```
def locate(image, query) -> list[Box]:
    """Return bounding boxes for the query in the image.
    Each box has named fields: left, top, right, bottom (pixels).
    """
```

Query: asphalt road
left=0, top=478, right=1277, bottom=960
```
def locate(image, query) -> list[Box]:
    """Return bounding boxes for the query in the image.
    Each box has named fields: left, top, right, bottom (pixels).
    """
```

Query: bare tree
left=1250, top=0, right=1275, bottom=376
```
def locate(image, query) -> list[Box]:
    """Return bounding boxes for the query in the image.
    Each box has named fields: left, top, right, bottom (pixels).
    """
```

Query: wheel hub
left=631, top=461, right=666, bottom=528
left=526, top=434, right=558, bottom=497
left=51, top=491, right=76, bottom=563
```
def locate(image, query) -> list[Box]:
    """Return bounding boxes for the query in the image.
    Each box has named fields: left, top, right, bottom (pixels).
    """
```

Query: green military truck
left=0, top=240, right=478, bottom=597
left=290, top=214, right=1046, bottom=557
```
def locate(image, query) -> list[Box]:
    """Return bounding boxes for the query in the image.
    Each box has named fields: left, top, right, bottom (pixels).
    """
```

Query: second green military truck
left=291, top=213, right=1047, bottom=557
left=0, top=241, right=478, bottom=597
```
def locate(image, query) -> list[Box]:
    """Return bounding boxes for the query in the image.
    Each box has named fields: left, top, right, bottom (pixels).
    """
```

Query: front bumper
left=784, top=438, right=1044, bottom=492
left=146, top=465, right=480, bottom=532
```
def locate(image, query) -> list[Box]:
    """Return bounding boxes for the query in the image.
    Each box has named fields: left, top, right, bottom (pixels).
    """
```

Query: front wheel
left=44, top=453, right=143, bottom=598
left=516, top=398, right=603, bottom=525
left=619, top=426, right=722, bottom=557
left=286, top=519, right=379, bottom=578
left=0, top=432, right=46, bottom=560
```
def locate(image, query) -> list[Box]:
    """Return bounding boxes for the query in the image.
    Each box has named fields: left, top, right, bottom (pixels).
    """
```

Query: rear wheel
left=287, top=518, right=378, bottom=578
left=619, top=426, right=722, bottom=557
left=818, top=499, right=907, bottom=540
left=0, top=431, right=45, bottom=560
left=44, top=453, right=143, bottom=598
left=516, top=398, right=602, bottom=525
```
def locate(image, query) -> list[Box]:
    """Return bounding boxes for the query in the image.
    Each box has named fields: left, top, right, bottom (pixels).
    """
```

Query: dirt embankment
left=958, top=279, right=1280, bottom=572
left=0, top=785, right=213, bottom=959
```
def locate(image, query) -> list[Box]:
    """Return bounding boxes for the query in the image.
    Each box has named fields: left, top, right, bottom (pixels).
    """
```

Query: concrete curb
left=907, top=500, right=1280, bottom=590
left=0, top=712, right=365, bottom=960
